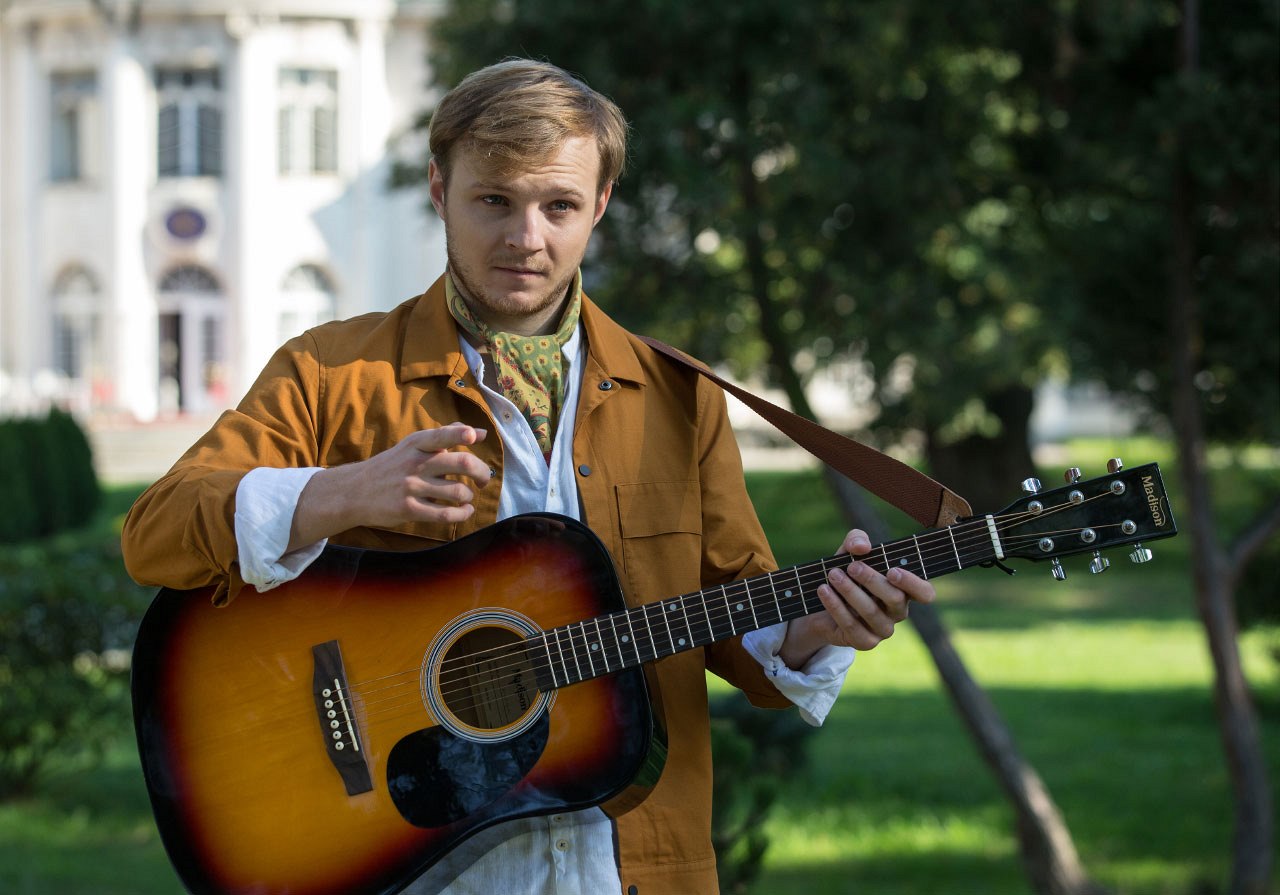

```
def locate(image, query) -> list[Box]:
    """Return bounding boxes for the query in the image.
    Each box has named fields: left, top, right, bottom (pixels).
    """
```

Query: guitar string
left=185, top=493, right=1128, bottom=752
left=352, top=497, right=1113, bottom=721
left=352, top=516, right=1006, bottom=716
left=353, top=496, right=1123, bottom=724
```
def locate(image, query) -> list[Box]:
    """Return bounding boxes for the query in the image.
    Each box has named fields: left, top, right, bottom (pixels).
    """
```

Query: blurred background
left=0, top=1, right=1276, bottom=893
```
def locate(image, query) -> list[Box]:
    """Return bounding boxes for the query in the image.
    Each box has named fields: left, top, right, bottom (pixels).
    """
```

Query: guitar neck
left=528, top=517, right=1000, bottom=691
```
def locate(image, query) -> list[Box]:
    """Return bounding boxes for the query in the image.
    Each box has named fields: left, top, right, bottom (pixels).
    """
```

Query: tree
left=1012, top=2, right=1279, bottom=891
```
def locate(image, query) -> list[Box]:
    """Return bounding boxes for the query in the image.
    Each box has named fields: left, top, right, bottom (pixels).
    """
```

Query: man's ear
left=593, top=181, right=613, bottom=226
left=428, top=158, right=447, bottom=219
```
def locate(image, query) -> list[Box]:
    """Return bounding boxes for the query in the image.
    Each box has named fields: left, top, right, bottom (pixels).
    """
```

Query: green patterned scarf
left=445, top=272, right=582, bottom=461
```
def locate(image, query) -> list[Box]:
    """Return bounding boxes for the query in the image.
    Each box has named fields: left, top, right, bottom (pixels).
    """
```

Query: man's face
left=429, top=136, right=612, bottom=336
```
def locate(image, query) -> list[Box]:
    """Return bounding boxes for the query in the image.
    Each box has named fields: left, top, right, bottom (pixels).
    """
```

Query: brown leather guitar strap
left=637, top=335, right=972, bottom=528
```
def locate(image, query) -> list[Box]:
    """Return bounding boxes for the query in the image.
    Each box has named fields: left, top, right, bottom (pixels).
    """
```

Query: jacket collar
left=400, top=273, right=647, bottom=388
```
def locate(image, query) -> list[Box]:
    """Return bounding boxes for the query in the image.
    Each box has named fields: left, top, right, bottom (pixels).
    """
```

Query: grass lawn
left=734, top=438, right=1279, bottom=895
left=0, top=437, right=1275, bottom=894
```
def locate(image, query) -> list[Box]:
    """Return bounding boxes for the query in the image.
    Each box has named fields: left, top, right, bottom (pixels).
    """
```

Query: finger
left=843, top=560, right=911, bottom=622
left=885, top=566, right=937, bottom=605
left=406, top=424, right=488, bottom=453
left=813, top=588, right=884, bottom=650
left=838, top=529, right=872, bottom=557
left=824, top=565, right=898, bottom=639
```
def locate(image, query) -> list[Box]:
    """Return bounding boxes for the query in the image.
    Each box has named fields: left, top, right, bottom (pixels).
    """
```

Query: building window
left=50, top=72, right=100, bottom=183
left=51, top=265, right=103, bottom=401
left=159, top=264, right=220, bottom=293
left=280, top=263, right=337, bottom=342
left=156, top=67, right=223, bottom=178
left=278, top=68, right=339, bottom=176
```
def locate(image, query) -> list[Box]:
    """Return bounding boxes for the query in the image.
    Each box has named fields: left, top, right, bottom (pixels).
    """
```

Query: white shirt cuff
left=741, top=623, right=855, bottom=726
left=234, top=466, right=327, bottom=592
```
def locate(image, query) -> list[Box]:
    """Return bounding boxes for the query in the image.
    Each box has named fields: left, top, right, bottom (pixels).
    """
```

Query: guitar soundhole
left=439, top=627, right=539, bottom=732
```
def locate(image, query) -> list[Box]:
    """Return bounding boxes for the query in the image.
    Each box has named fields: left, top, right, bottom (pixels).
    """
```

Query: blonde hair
left=429, top=59, right=628, bottom=194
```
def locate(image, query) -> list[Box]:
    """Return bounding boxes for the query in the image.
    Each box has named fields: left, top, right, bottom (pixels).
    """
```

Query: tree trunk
left=728, top=56, right=1105, bottom=895
left=1169, top=6, right=1274, bottom=892
left=823, top=472, right=1109, bottom=895
left=924, top=384, right=1039, bottom=515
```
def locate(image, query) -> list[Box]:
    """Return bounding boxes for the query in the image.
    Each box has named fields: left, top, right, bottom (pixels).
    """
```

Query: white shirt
left=234, top=325, right=853, bottom=894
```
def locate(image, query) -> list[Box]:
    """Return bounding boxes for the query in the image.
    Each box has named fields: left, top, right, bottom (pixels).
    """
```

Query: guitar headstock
left=992, top=459, right=1177, bottom=578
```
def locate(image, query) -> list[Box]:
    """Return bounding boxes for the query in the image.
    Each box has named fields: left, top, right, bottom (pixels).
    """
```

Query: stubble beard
left=445, top=239, right=579, bottom=333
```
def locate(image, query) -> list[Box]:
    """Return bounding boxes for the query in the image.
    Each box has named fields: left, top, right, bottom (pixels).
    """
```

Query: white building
left=0, top=0, right=446, bottom=421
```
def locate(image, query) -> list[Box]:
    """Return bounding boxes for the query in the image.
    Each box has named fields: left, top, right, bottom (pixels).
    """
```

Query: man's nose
left=506, top=208, right=546, bottom=251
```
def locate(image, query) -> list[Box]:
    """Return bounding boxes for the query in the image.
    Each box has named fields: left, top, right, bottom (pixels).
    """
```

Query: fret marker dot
left=678, top=638, right=687, bottom=646
left=735, top=603, right=744, bottom=611
left=591, top=643, right=600, bottom=651
left=784, top=590, right=793, bottom=597
left=899, top=559, right=909, bottom=566
left=622, top=635, right=630, bottom=643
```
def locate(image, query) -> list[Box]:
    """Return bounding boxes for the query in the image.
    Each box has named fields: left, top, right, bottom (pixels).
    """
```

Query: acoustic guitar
left=132, top=460, right=1176, bottom=895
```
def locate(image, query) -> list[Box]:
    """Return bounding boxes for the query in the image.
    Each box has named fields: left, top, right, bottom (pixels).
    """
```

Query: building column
left=0, top=20, right=40, bottom=412
left=103, top=31, right=155, bottom=420
left=226, top=14, right=276, bottom=393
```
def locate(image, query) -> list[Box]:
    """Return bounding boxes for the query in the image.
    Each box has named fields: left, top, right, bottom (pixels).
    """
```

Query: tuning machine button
left=1089, top=554, right=1111, bottom=574
left=1107, top=458, right=1124, bottom=473
left=1119, top=519, right=1154, bottom=563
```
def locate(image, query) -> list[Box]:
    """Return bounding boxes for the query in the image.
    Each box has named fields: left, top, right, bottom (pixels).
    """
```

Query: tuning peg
left=1107, top=458, right=1124, bottom=473
left=1051, top=558, right=1067, bottom=580
left=1089, top=552, right=1111, bottom=574
left=1065, top=467, right=1082, bottom=484
left=1129, top=545, right=1154, bottom=564
left=1021, top=478, right=1042, bottom=494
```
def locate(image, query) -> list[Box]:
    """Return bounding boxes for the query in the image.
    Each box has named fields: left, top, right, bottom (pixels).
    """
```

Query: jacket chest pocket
left=616, top=481, right=702, bottom=605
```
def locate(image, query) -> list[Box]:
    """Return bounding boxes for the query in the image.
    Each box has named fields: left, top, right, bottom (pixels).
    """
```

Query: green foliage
left=0, top=536, right=152, bottom=799
left=710, top=692, right=815, bottom=894
left=415, top=0, right=1277, bottom=457
left=0, top=410, right=101, bottom=544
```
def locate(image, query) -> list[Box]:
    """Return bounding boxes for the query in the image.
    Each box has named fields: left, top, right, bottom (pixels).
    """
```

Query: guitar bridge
left=311, top=640, right=373, bottom=795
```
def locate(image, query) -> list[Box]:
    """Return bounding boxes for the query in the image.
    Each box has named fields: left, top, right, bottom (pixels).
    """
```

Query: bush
left=0, top=535, right=152, bottom=799
left=711, top=692, right=815, bottom=894
left=0, top=409, right=100, bottom=543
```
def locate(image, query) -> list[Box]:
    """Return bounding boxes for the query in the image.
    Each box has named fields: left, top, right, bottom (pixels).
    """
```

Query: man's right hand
left=288, top=423, right=491, bottom=551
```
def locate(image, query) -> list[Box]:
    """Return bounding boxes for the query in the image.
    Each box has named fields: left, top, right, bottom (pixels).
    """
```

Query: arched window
left=51, top=264, right=101, bottom=380
left=279, top=263, right=337, bottom=342
left=159, top=264, right=220, bottom=293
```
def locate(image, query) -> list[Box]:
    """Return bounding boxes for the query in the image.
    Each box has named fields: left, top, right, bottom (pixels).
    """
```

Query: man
left=122, top=59, right=935, bottom=895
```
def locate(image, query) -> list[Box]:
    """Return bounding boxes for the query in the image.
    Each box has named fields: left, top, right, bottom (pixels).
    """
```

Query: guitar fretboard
left=526, top=516, right=1000, bottom=691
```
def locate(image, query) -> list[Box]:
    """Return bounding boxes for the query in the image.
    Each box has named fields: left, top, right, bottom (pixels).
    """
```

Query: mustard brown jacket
left=122, top=276, right=791, bottom=894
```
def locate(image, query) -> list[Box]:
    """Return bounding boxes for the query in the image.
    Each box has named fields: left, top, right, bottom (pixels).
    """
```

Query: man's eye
left=481, top=195, right=507, bottom=206
left=549, top=201, right=575, bottom=213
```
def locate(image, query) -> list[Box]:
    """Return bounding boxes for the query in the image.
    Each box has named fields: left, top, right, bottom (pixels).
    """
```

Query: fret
left=636, top=603, right=658, bottom=662
left=620, top=610, right=642, bottom=667
left=948, top=527, right=963, bottom=572
left=539, top=632, right=560, bottom=689
left=579, top=621, right=598, bottom=678
left=721, top=585, right=736, bottom=637
left=655, top=600, right=677, bottom=656
left=605, top=615, right=627, bottom=670
left=676, top=596, right=695, bottom=648
left=661, top=598, right=692, bottom=655
left=688, top=592, right=713, bottom=647
left=557, top=625, right=581, bottom=686
left=765, top=573, right=785, bottom=625
left=911, top=534, right=928, bottom=580
left=592, top=618, right=611, bottom=674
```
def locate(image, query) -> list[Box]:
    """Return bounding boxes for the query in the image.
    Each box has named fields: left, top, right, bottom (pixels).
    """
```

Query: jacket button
left=578, top=465, right=592, bottom=476
left=628, top=887, right=638, bottom=895
left=598, top=380, right=613, bottom=391
left=455, top=379, right=466, bottom=388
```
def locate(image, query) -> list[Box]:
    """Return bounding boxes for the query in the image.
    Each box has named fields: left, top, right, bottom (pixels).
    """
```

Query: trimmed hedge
left=0, top=409, right=101, bottom=544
